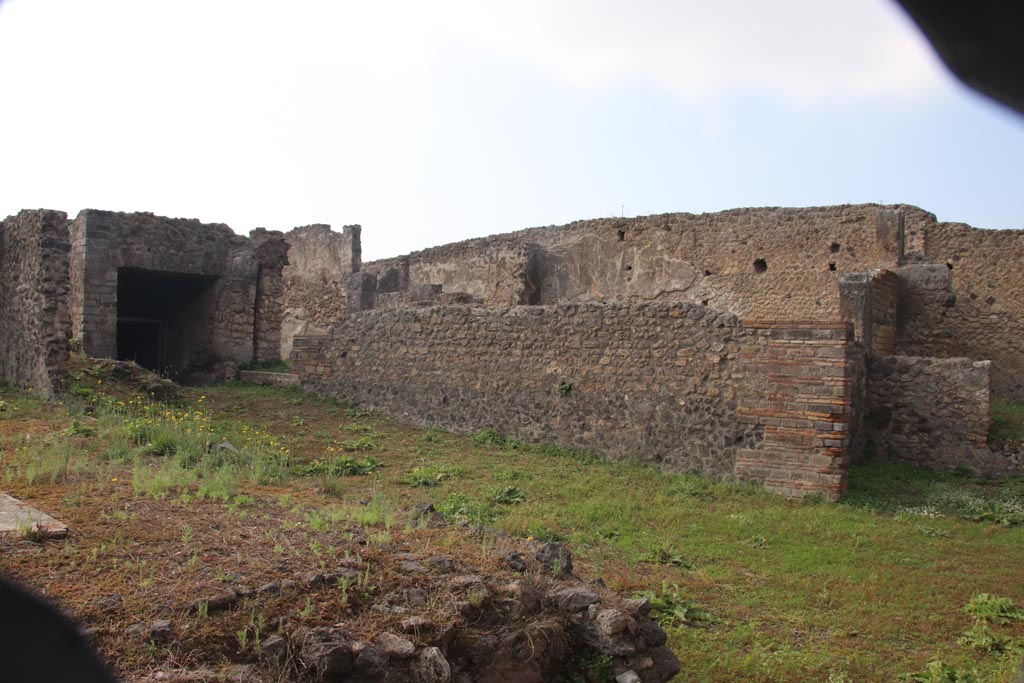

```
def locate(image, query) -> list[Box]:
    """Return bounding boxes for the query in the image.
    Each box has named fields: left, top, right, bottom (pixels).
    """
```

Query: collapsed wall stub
left=68, top=210, right=287, bottom=383
left=0, top=210, right=72, bottom=398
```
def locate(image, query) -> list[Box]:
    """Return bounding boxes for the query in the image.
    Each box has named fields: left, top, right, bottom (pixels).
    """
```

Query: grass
left=238, top=358, right=292, bottom=373
left=990, top=400, right=1024, bottom=443
left=1, top=360, right=1023, bottom=682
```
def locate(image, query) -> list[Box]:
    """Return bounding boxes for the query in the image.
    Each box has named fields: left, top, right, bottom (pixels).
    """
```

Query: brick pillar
left=735, top=321, right=857, bottom=500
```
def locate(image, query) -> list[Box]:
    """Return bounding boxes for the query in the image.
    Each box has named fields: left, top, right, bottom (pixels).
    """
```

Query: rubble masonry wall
left=898, top=223, right=1024, bottom=398
left=292, top=304, right=858, bottom=499
left=0, top=209, right=71, bottom=398
left=866, top=356, right=1003, bottom=474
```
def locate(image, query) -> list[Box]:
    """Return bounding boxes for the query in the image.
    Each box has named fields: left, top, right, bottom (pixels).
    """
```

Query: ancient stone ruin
left=1, top=209, right=287, bottom=390
left=3, top=203, right=1022, bottom=499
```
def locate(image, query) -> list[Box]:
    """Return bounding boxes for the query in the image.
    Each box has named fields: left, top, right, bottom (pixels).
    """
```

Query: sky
left=1, top=0, right=1022, bottom=262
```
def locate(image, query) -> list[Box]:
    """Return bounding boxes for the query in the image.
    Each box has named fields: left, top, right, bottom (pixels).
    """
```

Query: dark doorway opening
left=116, top=268, right=218, bottom=376
left=116, top=318, right=167, bottom=372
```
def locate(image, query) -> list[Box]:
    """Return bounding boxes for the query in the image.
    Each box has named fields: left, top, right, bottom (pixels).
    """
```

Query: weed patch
left=436, top=493, right=499, bottom=526
left=294, top=456, right=381, bottom=477
left=902, top=660, right=981, bottom=682
left=403, top=464, right=463, bottom=487
left=471, top=428, right=515, bottom=448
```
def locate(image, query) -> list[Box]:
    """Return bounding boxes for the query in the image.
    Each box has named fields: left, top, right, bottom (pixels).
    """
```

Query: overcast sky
left=1, top=0, right=1022, bottom=261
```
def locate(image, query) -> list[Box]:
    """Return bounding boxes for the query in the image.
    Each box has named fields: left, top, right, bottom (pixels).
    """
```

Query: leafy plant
left=957, top=593, right=1024, bottom=653
left=490, top=485, right=527, bottom=505
left=145, top=433, right=178, bottom=457
left=632, top=582, right=716, bottom=628
left=64, top=419, right=97, bottom=437
left=964, top=593, right=1024, bottom=624
left=957, top=622, right=1013, bottom=653
left=971, top=499, right=1024, bottom=527
left=556, top=379, right=573, bottom=397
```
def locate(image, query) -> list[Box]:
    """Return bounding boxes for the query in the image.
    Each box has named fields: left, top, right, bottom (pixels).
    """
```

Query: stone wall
left=898, top=223, right=1024, bottom=398
left=0, top=210, right=71, bottom=398
left=363, top=205, right=922, bottom=320
left=306, top=204, right=1024, bottom=401
left=281, top=224, right=361, bottom=359
left=292, top=304, right=860, bottom=498
left=865, top=356, right=1011, bottom=474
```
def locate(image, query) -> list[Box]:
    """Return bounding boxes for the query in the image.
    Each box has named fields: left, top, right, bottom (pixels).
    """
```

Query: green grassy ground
left=2, top=369, right=1023, bottom=682
left=991, top=400, right=1024, bottom=444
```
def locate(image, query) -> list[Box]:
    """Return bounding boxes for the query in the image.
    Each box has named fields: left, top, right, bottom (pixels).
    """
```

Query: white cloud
left=0, top=0, right=945, bottom=106
left=432, top=0, right=947, bottom=103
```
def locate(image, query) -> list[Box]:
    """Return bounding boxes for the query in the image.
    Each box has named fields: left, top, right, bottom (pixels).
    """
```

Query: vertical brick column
left=736, top=321, right=857, bottom=500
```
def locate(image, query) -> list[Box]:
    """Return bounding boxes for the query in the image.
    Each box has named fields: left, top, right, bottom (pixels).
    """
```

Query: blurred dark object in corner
left=896, top=0, right=1024, bottom=116
left=0, top=576, right=118, bottom=683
